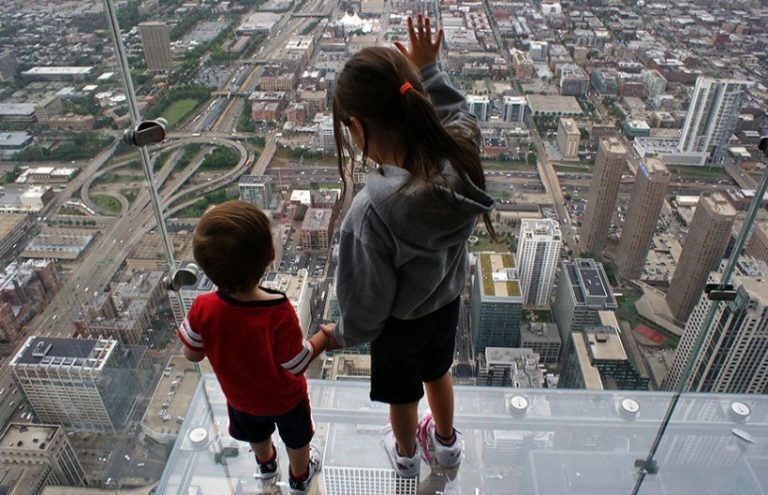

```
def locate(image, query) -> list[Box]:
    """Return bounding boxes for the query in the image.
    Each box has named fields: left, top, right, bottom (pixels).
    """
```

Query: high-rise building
left=678, top=77, right=750, bottom=164
left=467, top=95, right=490, bottom=121
left=0, top=423, right=85, bottom=486
left=666, top=193, right=736, bottom=322
left=301, top=208, right=333, bottom=252
left=0, top=50, right=17, bottom=82
left=520, top=322, right=561, bottom=365
left=516, top=219, right=562, bottom=306
left=238, top=175, right=273, bottom=210
left=10, top=337, right=146, bottom=432
left=642, top=69, right=667, bottom=97
left=528, top=41, right=548, bottom=62
left=138, top=22, right=173, bottom=71
left=615, top=158, right=670, bottom=280
left=664, top=259, right=768, bottom=394
left=745, top=221, right=768, bottom=264
left=262, top=269, right=311, bottom=334
left=579, top=138, right=627, bottom=255
left=556, top=117, right=580, bottom=159
left=477, top=347, right=544, bottom=388
left=471, top=252, right=523, bottom=352
left=559, top=64, right=589, bottom=96
left=560, top=311, right=650, bottom=390
left=502, top=96, right=527, bottom=123
left=553, top=258, right=618, bottom=344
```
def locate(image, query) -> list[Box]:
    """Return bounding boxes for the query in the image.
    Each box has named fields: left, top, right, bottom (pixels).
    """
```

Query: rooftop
left=520, top=218, right=562, bottom=237
left=302, top=208, right=333, bottom=231
left=525, top=95, right=583, bottom=114
left=10, top=336, right=113, bottom=369
left=559, top=117, right=579, bottom=135
left=478, top=252, right=521, bottom=298
left=157, top=377, right=768, bottom=495
left=0, top=423, right=59, bottom=452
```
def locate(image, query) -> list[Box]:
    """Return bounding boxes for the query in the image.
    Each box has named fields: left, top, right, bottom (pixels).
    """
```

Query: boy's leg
left=250, top=439, right=274, bottom=463
left=390, top=401, right=419, bottom=456
left=424, top=371, right=455, bottom=440
left=286, top=444, right=310, bottom=478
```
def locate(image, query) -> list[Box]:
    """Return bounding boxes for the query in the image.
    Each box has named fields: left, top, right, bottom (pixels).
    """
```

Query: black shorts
left=227, top=398, right=314, bottom=450
left=370, top=297, right=460, bottom=404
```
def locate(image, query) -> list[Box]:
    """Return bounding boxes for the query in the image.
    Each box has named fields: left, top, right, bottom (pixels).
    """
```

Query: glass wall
left=0, top=0, right=766, bottom=492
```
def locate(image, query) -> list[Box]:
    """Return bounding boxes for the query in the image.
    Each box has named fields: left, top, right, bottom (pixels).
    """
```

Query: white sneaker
left=417, top=410, right=463, bottom=468
left=382, top=424, right=420, bottom=478
left=288, top=445, right=322, bottom=494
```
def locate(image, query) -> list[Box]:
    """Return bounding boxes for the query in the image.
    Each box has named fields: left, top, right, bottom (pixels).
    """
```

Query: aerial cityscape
left=0, top=0, right=767, bottom=493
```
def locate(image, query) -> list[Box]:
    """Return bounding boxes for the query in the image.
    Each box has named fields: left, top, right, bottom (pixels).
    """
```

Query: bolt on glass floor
left=157, top=376, right=768, bottom=494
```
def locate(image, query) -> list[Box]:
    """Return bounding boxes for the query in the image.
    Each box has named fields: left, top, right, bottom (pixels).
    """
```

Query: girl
left=321, top=15, right=495, bottom=477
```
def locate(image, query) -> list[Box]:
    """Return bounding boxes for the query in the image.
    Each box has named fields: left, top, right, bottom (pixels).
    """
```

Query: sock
left=290, top=466, right=309, bottom=481
left=436, top=430, right=456, bottom=447
left=255, top=445, right=276, bottom=465
left=396, top=442, right=417, bottom=457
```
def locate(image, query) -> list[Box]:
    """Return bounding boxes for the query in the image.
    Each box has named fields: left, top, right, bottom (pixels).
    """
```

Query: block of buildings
left=10, top=337, right=148, bottom=432
left=471, top=252, right=523, bottom=352
left=556, top=117, right=580, bottom=159
left=615, top=158, right=670, bottom=280
left=0, top=423, right=84, bottom=487
left=579, top=137, right=628, bottom=254
left=664, top=259, right=768, bottom=394
left=516, top=219, right=562, bottom=306
left=520, top=322, right=561, bottom=365
left=553, top=258, right=618, bottom=344
left=477, top=347, right=544, bottom=388
left=560, top=311, right=650, bottom=390
left=666, top=193, right=736, bottom=323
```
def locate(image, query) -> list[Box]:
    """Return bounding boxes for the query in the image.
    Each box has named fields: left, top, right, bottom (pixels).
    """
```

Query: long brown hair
left=332, top=47, right=496, bottom=238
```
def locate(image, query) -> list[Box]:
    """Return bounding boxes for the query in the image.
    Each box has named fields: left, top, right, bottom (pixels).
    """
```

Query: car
left=125, top=454, right=131, bottom=461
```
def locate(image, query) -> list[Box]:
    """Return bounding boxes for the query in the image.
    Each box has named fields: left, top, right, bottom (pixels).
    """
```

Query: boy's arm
left=277, top=310, right=323, bottom=375
left=177, top=311, right=205, bottom=362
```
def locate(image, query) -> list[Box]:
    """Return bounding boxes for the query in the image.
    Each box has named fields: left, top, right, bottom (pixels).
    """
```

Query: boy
left=178, top=200, right=327, bottom=493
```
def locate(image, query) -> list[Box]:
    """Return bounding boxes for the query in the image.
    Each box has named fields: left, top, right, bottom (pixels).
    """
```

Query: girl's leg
left=250, top=439, right=274, bottom=462
left=390, top=401, right=419, bottom=456
left=425, top=371, right=455, bottom=439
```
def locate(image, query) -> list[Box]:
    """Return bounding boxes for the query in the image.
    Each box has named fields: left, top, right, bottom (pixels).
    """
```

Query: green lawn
left=667, top=165, right=728, bottom=179
left=483, top=160, right=537, bottom=171
left=160, top=98, right=200, bottom=128
left=91, top=194, right=122, bottom=214
left=554, top=163, right=592, bottom=173
left=488, top=190, right=511, bottom=200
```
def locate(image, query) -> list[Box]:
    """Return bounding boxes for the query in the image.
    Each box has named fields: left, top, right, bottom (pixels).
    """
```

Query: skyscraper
left=138, top=22, right=172, bottom=72
left=471, top=252, right=523, bottom=352
left=663, top=259, right=768, bottom=394
left=467, top=95, right=490, bottom=121
left=678, top=77, right=749, bottom=165
left=557, top=117, right=580, bottom=159
left=0, top=423, right=85, bottom=486
left=666, top=193, right=736, bottom=323
left=323, top=466, right=417, bottom=495
left=10, top=337, right=146, bottom=432
left=502, top=96, right=526, bottom=123
left=238, top=175, right=273, bottom=210
left=615, top=158, right=670, bottom=280
left=552, top=258, right=618, bottom=344
left=0, top=49, right=18, bottom=82
left=516, top=219, right=562, bottom=306
left=579, top=137, right=628, bottom=255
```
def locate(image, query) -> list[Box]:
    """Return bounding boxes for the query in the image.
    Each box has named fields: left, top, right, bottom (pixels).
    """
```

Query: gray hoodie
left=332, top=62, right=495, bottom=348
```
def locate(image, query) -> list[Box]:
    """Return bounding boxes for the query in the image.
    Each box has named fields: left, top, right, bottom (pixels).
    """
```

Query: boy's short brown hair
left=193, top=200, right=274, bottom=294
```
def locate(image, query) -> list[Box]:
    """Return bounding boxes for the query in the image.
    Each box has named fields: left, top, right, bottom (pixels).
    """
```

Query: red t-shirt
left=177, top=289, right=311, bottom=416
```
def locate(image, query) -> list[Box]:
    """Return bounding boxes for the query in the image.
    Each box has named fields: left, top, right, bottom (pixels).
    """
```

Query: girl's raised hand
left=394, top=14, right=444, bottom=69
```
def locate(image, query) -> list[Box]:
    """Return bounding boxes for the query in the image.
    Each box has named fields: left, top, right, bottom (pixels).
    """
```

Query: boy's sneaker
left=417, top=411, right=463, bottom=468
left=382, top=424, right=420, bottom=478
left=288, top=445, right=322, bottom=494
left=254, top=447, right=280, bottom=481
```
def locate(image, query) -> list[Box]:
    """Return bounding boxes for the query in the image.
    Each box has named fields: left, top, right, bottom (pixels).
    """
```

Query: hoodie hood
left=365, top=162, right=495, bottom=250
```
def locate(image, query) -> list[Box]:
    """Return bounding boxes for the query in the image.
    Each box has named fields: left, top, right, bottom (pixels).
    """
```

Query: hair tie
left=399, top=81, right=413, bottom=96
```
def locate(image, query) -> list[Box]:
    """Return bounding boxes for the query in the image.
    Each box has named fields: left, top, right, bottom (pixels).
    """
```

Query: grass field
left=483, top=160, right=537, bottom=171
left=91, top=194, right=122, bottom=214
left=161, top=99, right=200, bottom=128
left=667, top=165, right=728, bottom=179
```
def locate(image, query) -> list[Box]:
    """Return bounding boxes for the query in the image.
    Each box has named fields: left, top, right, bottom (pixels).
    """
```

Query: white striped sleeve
left=280, top=340, right=314, bottom=375
left=178, top=316, right=204, bottom=351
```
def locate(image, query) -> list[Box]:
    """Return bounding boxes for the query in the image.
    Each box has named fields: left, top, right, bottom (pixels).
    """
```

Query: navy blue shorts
left=370, top=297, right=460, bottom=404
left=227, top=398, right=314, bottom=449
